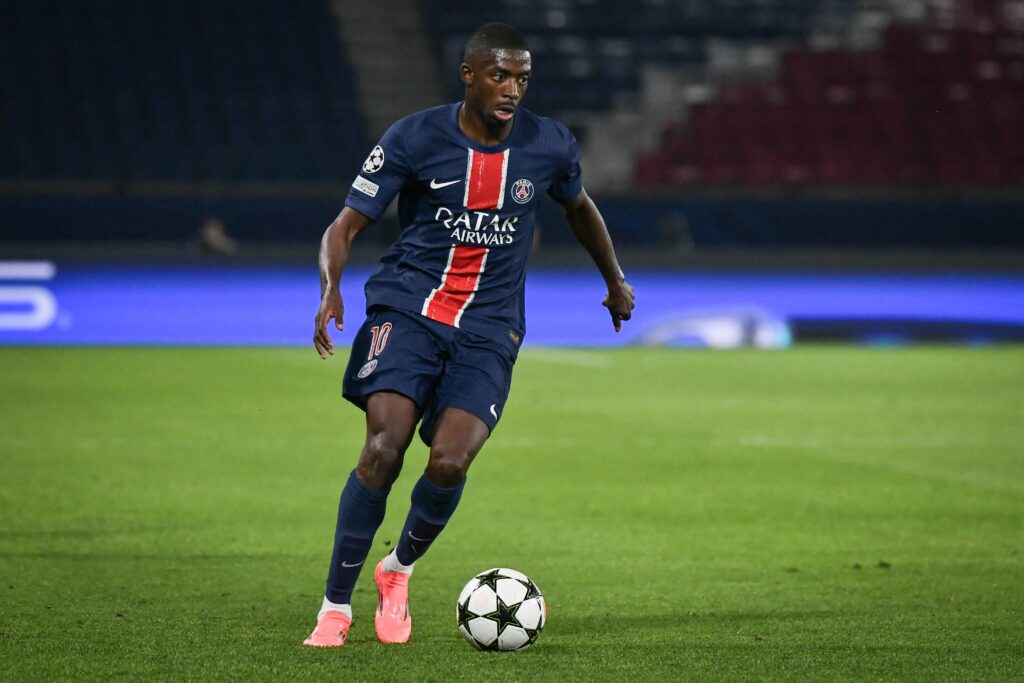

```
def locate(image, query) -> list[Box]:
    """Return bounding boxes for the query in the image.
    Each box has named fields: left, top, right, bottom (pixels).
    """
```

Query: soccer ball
left=456, top=568, right=546, bottom=651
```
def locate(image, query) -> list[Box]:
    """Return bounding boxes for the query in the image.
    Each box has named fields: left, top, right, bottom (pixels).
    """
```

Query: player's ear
left=460, top=63, right=474, bottom=87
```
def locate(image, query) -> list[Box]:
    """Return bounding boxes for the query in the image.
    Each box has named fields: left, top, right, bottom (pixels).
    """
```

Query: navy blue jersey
left=344, top=103, right=583, bottom=350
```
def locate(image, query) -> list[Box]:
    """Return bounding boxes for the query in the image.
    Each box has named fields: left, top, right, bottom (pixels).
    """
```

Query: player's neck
left=458, top=103, right=512, bottom=147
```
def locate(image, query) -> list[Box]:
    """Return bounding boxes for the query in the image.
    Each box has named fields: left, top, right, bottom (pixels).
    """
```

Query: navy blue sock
left=394, top=474, right=465, bottom=566
left=325, top=470, right=389, bottom=604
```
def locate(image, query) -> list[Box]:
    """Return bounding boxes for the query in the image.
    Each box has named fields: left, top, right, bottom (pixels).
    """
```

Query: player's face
left=462, top=49, right=531, bottom=129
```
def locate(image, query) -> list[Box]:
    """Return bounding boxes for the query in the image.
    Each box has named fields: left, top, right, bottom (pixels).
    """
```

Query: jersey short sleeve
left=344, top=122, right=414, bottom=221
left=546, top=126, right=584, bottom=206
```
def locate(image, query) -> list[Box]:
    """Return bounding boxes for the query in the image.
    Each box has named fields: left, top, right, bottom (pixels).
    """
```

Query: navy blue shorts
left=342, top=306, right=518, bottom=446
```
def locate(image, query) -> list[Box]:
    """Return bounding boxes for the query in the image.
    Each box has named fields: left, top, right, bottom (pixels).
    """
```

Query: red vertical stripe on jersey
left=463, top=149, right=509, bottom=210
left=421, top=245, right=489, bottom=327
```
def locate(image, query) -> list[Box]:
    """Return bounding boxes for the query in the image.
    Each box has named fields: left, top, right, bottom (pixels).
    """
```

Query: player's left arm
left=562, top=189, right=635, bottom=332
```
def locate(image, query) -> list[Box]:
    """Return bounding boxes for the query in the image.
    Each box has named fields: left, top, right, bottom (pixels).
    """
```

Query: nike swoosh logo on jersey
left=430, top=178, right=461, bottom=189
left=341, top=560, right=364, bottom=568
left=490, top=404, right=499, bottom=419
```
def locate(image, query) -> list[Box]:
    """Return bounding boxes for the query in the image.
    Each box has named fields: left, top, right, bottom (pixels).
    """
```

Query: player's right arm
left=314, top=207, right=373, bottom=359
left=315, top=117, right=414, bottom=358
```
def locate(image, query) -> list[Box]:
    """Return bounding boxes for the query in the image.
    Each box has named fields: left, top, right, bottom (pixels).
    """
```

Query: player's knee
left=425, top=445, right=474, bottom=487
left=357, top=432, right=405, bottom=490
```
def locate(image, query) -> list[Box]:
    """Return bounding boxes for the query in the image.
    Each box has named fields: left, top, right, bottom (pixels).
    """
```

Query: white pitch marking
left=729, top=434, right=1024, bottom=494
left=521, top=349, right=613, bottom=368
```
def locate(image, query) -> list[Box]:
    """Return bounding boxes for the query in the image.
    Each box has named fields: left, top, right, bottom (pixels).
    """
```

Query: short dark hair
left=463, top=23, right=530, bottom=62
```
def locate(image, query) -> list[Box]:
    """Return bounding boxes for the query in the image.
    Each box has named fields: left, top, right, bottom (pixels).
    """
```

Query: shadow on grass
left=0, top=526, right=181, bottom=540
left=550, top=608, right=842, bottom=632
left=0, top=550, right=318, bottom=561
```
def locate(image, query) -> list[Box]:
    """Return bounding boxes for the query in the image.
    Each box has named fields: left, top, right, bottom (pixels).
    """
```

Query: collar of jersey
left=449, top=102, right=522, bottom=153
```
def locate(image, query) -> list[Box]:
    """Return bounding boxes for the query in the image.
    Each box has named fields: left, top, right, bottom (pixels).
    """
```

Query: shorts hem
left=433, top=399, right=499, bottom=434
left=342, top=387, right=423, bottom=413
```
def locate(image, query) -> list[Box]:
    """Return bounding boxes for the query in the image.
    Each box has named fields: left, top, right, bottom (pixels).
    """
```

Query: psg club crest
left=510, top=178, right=534, bottom=204
left=362, top=145, right=385, bottom=174
left=357, top=359, right=378, bottom=378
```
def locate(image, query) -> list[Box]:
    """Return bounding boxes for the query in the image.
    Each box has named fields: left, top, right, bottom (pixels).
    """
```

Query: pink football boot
left=303, top=611, right=352, bottom=647
left=374, top=559, right=412, bottom=643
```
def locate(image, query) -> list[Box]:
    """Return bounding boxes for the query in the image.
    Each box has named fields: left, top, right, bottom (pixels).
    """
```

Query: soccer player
left=304, top=22, right=635, bottom=647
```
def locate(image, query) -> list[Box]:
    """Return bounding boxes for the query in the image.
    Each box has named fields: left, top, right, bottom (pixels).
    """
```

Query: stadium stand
left=637, top=0, right=1024, bottom=186
left=0, top=0, right=369, bottom=182
left=420, top=0, right=863, bottom=187
left=7, top=0, right=1018, bottom=189
left=420, top=0, right=1022, bottom=189
left=1, top=0, right=1020, bottom=248
left=422, top=0, right=831, bottom=118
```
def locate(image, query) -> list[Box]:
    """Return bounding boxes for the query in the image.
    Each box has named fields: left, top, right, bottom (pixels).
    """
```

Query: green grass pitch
left=1, top=346, right=1022, bottom=680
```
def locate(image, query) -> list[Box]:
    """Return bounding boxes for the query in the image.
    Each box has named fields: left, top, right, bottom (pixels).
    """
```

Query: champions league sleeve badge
left=362, top=145, right=385, bottom=174
left=510, top=178, right=534, bottom=204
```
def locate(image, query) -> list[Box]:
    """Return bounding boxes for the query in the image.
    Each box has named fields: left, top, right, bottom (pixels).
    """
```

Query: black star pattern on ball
left=482, top=595, right=523, bottom=638
left=522, top=627, right=539, bottom=648
left=456, top=595, right=476, bottom=632
left=474, top=569, right=505, bottom=593
left=517, top=578, right=541, bottom=600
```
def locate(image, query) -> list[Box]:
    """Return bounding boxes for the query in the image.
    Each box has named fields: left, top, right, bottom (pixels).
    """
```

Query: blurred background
left=1, top=0, right=1022, bottom=347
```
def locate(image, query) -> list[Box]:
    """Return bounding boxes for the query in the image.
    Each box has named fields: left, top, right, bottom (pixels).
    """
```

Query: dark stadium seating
left=0, top=0, right=369, bottom=182
left=421, top=0, right=827, bottom=118
left=3, top=0, right=1020, bottom=192
left=637, top=14, right=1024, bottom=187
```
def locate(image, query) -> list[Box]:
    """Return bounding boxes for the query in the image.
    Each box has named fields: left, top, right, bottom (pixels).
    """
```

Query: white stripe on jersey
left=452, top=249, right=489, bottom=328
left=421, top=244, right=457, bottom=317
left=496, top=149, right=510, bottom=210
left=462, top=149, right=474, bottom=208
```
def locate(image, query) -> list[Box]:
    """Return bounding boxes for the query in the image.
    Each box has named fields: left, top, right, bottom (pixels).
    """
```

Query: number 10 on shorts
left=368, top=322, right=393, bottom=360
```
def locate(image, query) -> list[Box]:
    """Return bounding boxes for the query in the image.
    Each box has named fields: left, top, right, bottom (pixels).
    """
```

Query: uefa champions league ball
left=456, top=568, right=546, bottom=651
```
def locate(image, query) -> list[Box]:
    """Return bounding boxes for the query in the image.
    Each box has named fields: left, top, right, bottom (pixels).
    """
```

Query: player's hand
left=602, top=279, right=635, bottom=333
left=314, top=289, right=345, bottom=359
